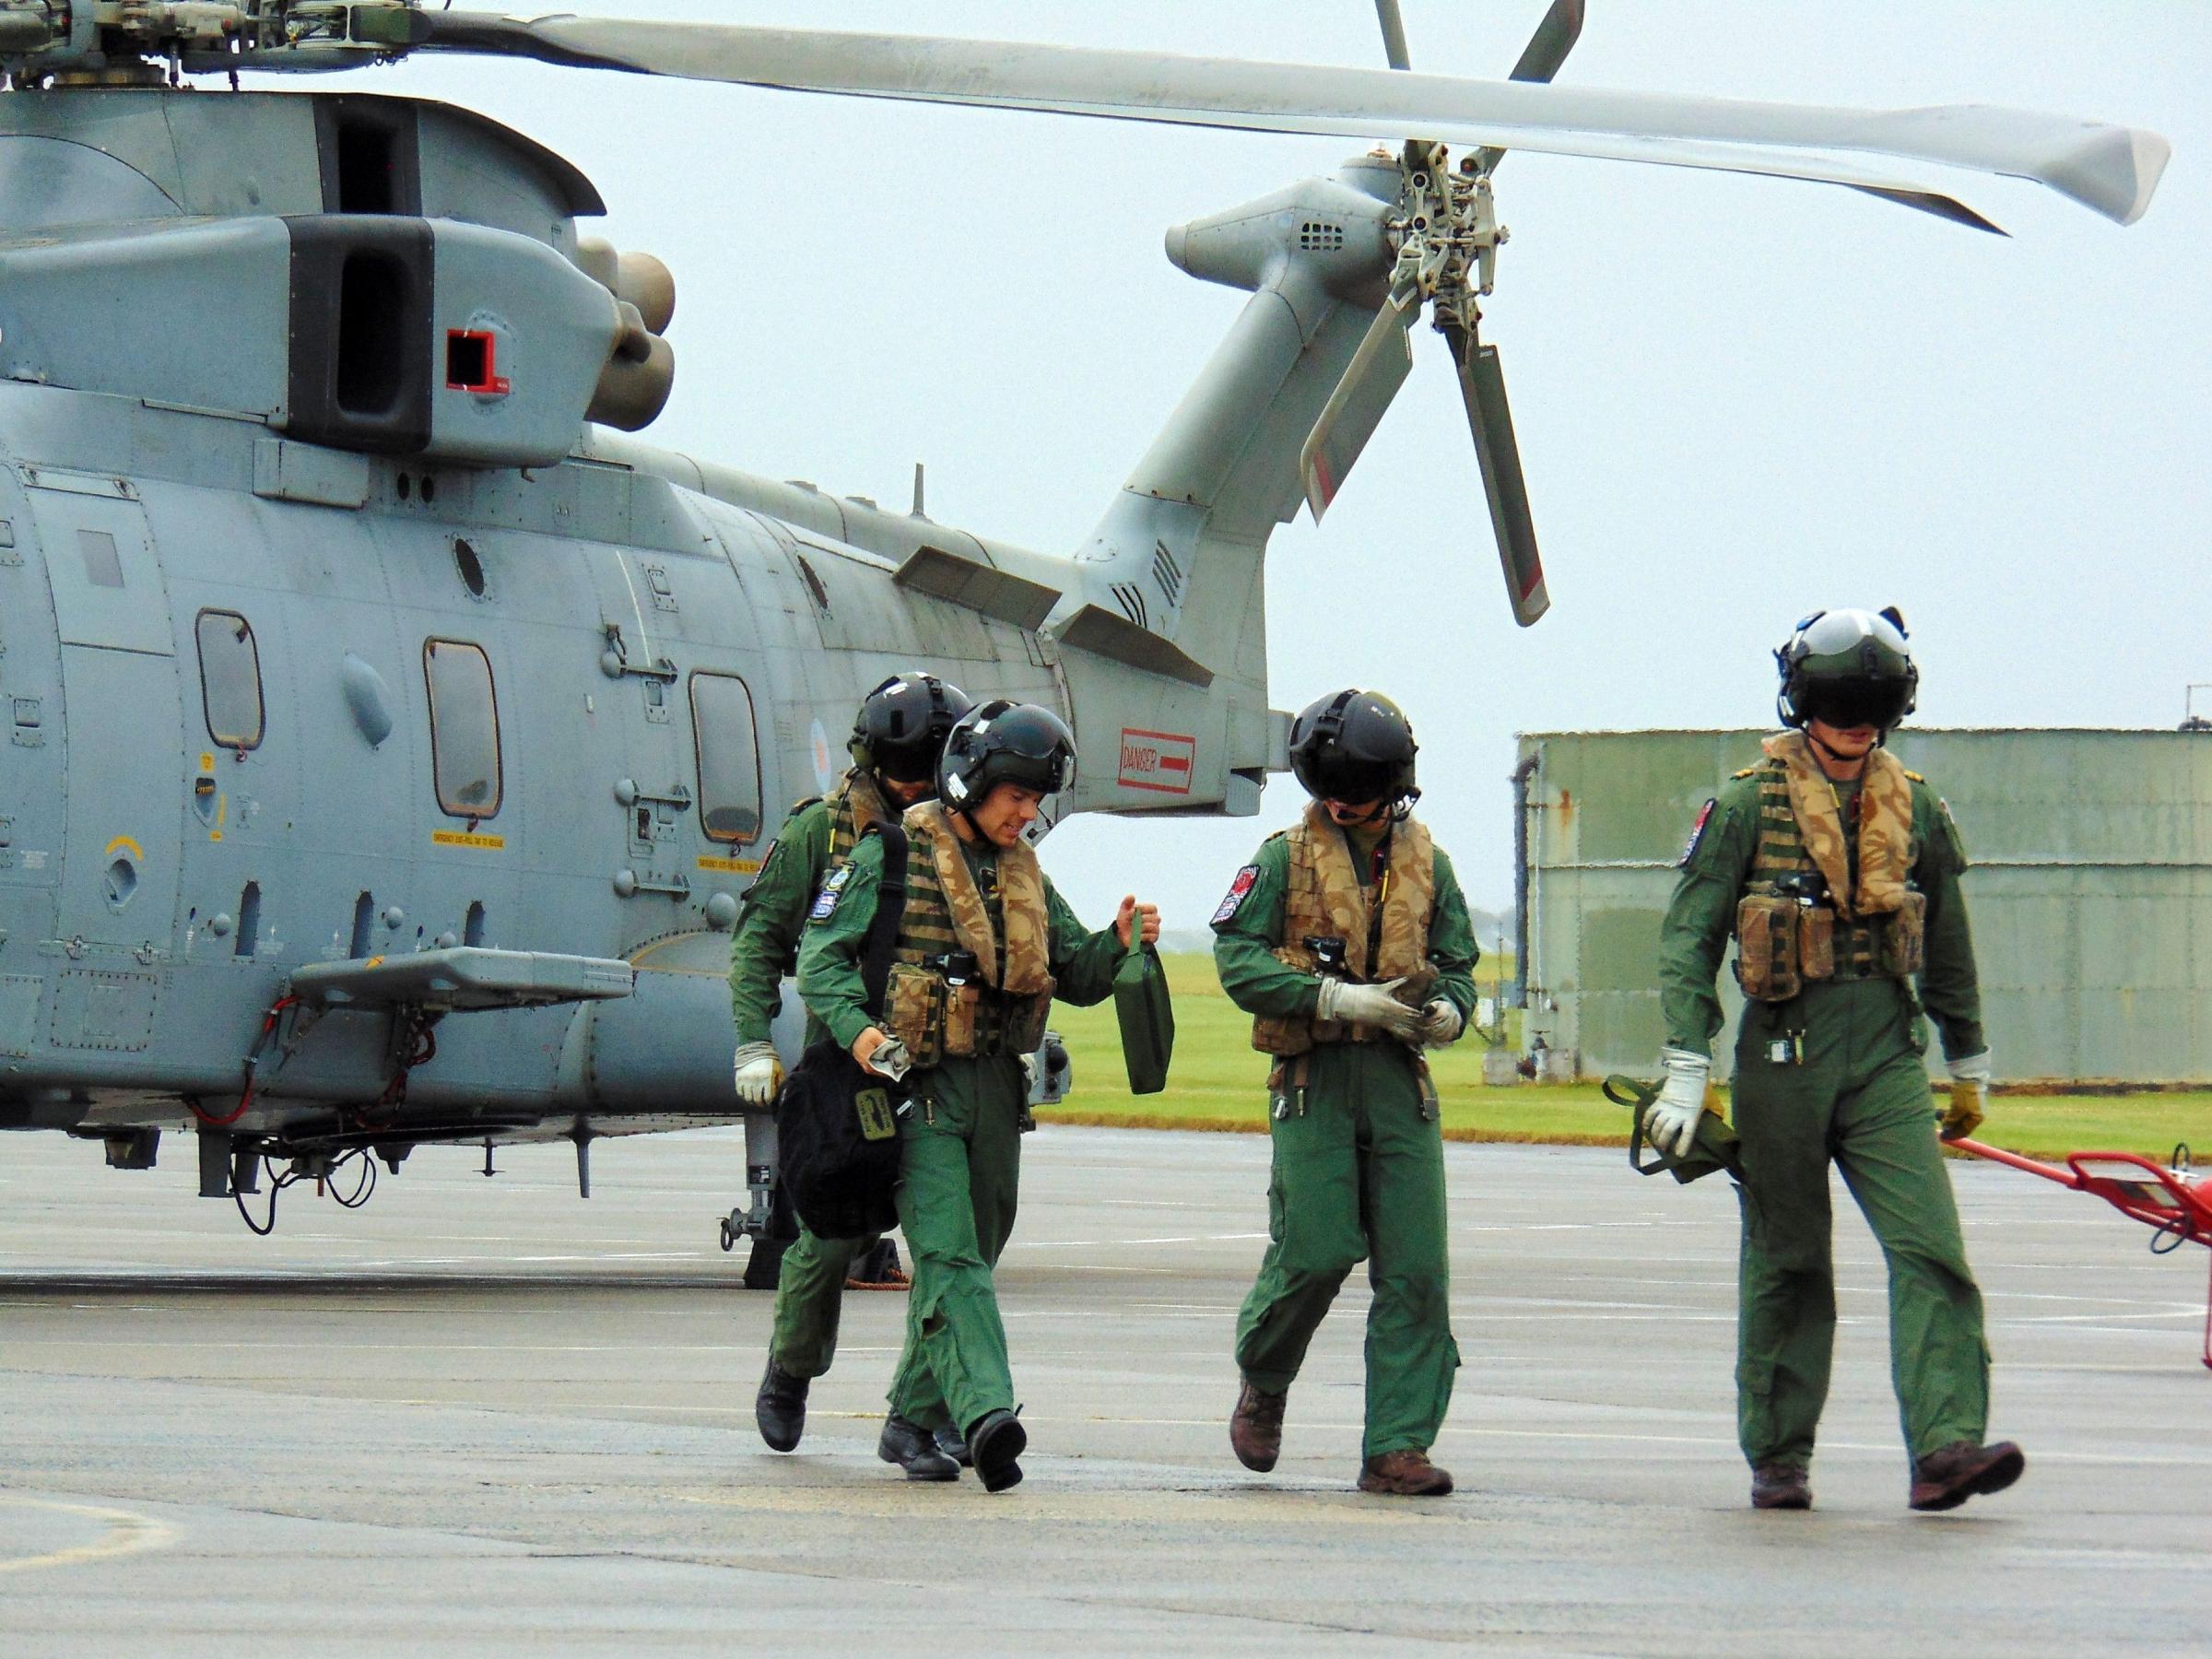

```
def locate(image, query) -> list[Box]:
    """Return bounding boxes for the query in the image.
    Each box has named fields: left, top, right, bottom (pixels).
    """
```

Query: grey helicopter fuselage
left=0, top=86, right=1411, bottom=1207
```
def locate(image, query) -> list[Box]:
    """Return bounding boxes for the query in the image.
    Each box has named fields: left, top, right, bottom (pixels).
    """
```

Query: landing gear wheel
left=742, top=1232, right=792, bottom=1290
left=739, top=1182, right=799, bottom=1289
left=846, top=1237, right=907, bottom=1288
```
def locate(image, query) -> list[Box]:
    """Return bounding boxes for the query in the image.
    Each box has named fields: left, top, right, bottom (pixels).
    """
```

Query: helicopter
left=0, top=2, right=2169, bottom=1281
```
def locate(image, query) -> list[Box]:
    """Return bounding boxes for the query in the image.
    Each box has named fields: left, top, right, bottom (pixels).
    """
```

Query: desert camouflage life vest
left=882, top=800, right=1056, bottom=1065
left=823, top=768, right=894, bottom=867
left=1251, top=803, right=1437, bottom=1056
left=1735, top=730, right=1925, bottom=998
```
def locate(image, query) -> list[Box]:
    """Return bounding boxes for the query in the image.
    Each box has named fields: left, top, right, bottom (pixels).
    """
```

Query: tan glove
left=1418, top=998, right=1465, bottom=1048
left=1316, top=976, right=1422, bottom=1043
left=732, top=1041, right=782, bottom=1106
left=1942, top=1052, right=1991, bottom=1140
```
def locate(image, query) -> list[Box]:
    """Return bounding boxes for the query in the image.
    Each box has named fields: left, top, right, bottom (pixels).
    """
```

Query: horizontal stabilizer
left=894, top=545, right=1060, bottom=629
left=1053, top=604, right=1215, bottom=688
left=288, top=948, right=636, bottom=1013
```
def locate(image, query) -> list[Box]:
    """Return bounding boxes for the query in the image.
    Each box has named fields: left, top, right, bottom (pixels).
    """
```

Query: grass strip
left=1042, top=955, right=2209, bottom=1160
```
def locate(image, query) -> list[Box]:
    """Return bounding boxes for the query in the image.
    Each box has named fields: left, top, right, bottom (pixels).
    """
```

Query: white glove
left=1418, top=998, right=1465, bottom=1048
left=733, top=1041, right=782, bottom=1106
left=1646, top=1048, right=1712, bottom=1158
left=1943, top=1051, right=1991, bottom=1140
left=864, top=1036, right=913, bottom=1082
left=1315, top=976, right=1422, bottom=1043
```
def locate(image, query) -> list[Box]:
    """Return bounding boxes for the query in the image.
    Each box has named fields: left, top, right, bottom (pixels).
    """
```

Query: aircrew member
left=1650, top=607, right=2023, bottom=1512
left=797, top=700, right=1158, bottom=1491
left=736, top=673, right=972, bottom=1458
left=1214, top=689, right=1478, bottom=1496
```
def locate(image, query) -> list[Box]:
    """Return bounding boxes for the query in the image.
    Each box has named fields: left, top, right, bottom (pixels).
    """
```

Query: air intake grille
left=1299, top=220, right=1346, bottom=251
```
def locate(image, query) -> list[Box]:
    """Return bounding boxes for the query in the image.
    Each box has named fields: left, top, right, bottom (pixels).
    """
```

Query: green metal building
left=1514, top=729, right=2212, bottom=1084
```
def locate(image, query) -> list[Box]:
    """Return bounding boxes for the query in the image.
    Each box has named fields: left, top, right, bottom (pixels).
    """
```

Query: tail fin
left=1053, top=154, right=1415, bottom=813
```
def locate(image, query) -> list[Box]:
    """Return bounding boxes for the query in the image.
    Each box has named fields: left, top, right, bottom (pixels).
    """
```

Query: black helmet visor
left=1795, top=675, right=1914, bottom=731
left=1312, top=756, right=1397, bottom=803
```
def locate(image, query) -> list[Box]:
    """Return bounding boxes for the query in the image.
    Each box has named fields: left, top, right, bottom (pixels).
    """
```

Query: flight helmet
left=850, top=673, right=974, bottom=784
left=1288, top=688, right=1419, bottom=810
left=937, top=700, right=1077, bottom=818
left=1775, top=607, right=1918, bottom=735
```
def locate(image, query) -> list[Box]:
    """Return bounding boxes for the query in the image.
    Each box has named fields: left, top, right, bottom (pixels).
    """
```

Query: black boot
left=877, top=1414, right=959, bottom=1481
left=968, top=1408, right=1028, bottom=1494
left=934, top=1422, right=973, bottom=1468
left=755, top=1357, right=808, bottom=1453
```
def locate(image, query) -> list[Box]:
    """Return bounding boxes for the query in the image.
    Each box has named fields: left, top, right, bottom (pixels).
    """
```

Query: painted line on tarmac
left=0, top=1497, right=177, bottom=1575
left=1020, top=1418, right=2212, bottom=1466
left=1006, top=1233, right=1269, bottom=1250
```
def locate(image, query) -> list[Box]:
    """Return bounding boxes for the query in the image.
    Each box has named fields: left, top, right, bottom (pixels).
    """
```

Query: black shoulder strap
left=858, top=823, right=909, bottom=1018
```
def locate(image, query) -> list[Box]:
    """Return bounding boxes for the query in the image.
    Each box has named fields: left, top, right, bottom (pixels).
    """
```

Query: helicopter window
left=424, top=639, right=503, bottom=820
left=194, top=610, right=265, bottom=752
left=689, top=672, right=763, bottom=845
left=77, top=529, right=125, bottom=590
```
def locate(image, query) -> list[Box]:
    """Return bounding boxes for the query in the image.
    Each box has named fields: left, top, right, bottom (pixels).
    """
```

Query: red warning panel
left=1118, top=727, right=1195, bottom=794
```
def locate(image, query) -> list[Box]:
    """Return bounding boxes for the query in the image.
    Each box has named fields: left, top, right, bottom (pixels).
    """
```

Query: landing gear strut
left=719, top=1115, right=797, bottom=1288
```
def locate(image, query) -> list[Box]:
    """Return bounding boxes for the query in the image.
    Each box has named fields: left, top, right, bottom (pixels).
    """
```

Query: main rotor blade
left=1474, top=0, right=1587, bottom=175
left=1442, top=323, right=1548, bottom=628
left=419, top=14, right=2168, bottom=226
left=1300, top=288, right=1419, bottom=523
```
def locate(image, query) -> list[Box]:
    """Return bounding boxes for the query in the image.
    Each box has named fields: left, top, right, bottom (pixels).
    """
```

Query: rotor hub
left=1387, top=143, right=1507, bottom=336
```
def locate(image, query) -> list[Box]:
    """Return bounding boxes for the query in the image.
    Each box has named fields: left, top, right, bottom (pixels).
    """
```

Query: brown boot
left=1910, top=1440, right=2025, bottom=1512
left=1357, top=1449, right=1454, bottom=1497
left=1230, top=1381, right=1286, bottom=1472
left=1750, top=1462, right=1811, bottom=1511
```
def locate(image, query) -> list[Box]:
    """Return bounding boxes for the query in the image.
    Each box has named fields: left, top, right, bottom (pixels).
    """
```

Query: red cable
left=192, top=995, right=300, bottom=1129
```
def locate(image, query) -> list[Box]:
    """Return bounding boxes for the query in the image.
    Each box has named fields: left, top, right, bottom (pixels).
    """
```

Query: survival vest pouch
left=773, top=824, right=910, bottom=1240
left=1734, top=893, right=1804, bottom=1002
left=1113, top=942, right=1175, bottom=1096
left=1605, top=1074, right=1742, bottom=1185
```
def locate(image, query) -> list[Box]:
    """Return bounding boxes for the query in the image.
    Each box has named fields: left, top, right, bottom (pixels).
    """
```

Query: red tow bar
left=1952, top=1138, right=2212, bottom=1371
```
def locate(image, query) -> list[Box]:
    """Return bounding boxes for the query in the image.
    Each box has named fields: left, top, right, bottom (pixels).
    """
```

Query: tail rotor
left=1301, top=1, right=1583, bottom=627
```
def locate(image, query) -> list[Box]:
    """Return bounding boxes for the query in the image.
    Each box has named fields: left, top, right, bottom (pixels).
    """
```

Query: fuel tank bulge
left=559, top=931, right=737, bottom=1115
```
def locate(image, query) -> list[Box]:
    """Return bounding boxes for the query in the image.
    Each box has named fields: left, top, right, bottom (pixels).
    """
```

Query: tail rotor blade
left=1505, top=0, right=1586, bottom=84
left=1373, top=0, right=1412, bottom=72
left=1444, top=324, right=1548, bottom=627
left=1474, top=0, right=1587, bottom=174
left=1300, top=288, right=1418, bottom=522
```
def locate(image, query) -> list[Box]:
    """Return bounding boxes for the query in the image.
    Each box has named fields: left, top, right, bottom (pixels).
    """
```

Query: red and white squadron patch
left=1677, top=799, right=1716, bottom=867
left=1212, top=865, right=1260, bottom=926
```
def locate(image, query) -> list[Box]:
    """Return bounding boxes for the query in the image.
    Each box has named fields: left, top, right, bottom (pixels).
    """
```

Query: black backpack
left=773, top=824, right=910, bottom=1240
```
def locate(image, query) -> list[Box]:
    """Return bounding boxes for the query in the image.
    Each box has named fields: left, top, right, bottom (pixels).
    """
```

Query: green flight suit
left=1661, top=764, right=1992, bottom=1469
left=729, top=789, right=876, bottom=1379
left=1213, top=822, right=1479, bottom=1460
left=796, top=831, right=1127, bottom=1434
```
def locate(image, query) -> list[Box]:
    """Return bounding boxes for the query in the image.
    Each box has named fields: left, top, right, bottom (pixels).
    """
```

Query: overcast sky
left=348, top=2, right=2207, bottom=928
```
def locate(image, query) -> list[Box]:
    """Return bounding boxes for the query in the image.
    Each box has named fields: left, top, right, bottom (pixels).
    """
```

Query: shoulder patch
left=1212, top=865, right=1261, bottom=926
left=807, top=863, right=853, bottom=923
left=1678, top=798, right=1717, bottom=867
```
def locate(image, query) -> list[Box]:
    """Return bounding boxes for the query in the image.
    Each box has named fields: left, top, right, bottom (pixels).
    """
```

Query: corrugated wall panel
left=1519, top=730, right=2212, bottom=1084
